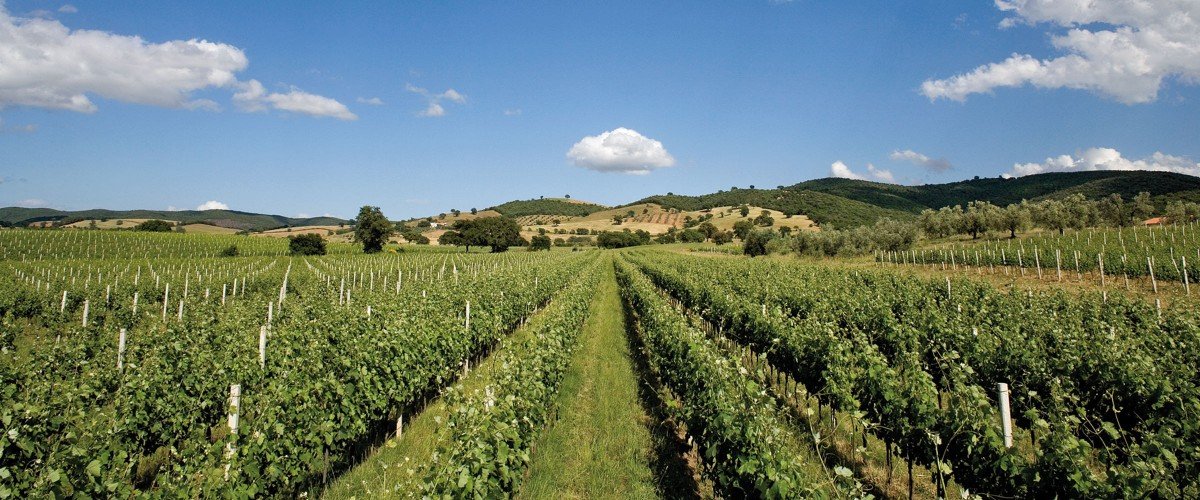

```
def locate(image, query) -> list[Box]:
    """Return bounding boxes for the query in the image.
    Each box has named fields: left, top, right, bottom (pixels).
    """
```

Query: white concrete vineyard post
left=998, top=383, right=1013, bottom=449
left=1148, top=257, right=1158, bottom=294
left=81, top=300, right=89, bottom=327
left=132, top=292, right=138, bottom=315
left=222, top=284, right=227, bottom=306
left=1098, top=254, right=1105, bottom=288
left=117, top=328, right=127, bottom=371
left=228, top=384, right=241, bottom=432
left=161, top=284, right=170, bottom=321
left=1184, top=256, right=1191, bottom=296
left=465, top=301, right=471, bottom=330
left=259, top=325, right=267, bottom=369
left=226, top=383, right=241, bottom=477
left=60, top=290, right=67, bottom=313
left=396, top=416, right=403, bottom=439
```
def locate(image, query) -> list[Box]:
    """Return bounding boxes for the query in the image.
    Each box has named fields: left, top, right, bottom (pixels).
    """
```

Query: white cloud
left=922, top=0, right=1200, bottom=104
left=419, top=102, right=444, bottom=117
left=567, top=127, right=676, bottom=175
left=830, top=161, right=895, bottom=183
left=889, top=149, right=952, bottom=172
left=196, top=200, right=230, bottom=210
left=504, top=108, right=522, bottom=116
left=58, top=5, right=77, bottom=14
left=14, top=198, right=49, bottom=208
left=1009, top=147, right=1200, bottom=177
left=831, top=161, right=866, bottom=180
left=232, top=79, right=356, bottom=120
left=0, top=6, right=353, bottom=119
left=440, top=89, right=466, bottom=104
left=866, top=164, right=896, bottom=183
left=357, top=96, right=384, bottom=106
left=406, top=83, right=465, bottom=117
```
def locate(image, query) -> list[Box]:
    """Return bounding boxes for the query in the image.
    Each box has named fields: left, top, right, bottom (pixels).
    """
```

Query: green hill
left=488, top=198, right=608, bottom=218
left=0, top=207, right=347, bottom=231
left=633, top=171, right=1200, bottom=228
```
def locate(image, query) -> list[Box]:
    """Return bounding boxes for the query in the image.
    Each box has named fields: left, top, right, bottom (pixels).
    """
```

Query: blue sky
left=2, top=1, right=1198, bottom=219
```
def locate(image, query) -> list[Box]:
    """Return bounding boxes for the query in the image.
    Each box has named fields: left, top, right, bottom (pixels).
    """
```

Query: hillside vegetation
left=0, top=207, right=346, bottom=231
left=634, top=171, right=1200, bottom=228
left=489, top=198, right=608, bottom=218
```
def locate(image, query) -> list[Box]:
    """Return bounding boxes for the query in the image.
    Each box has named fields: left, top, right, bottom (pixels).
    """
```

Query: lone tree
left=289, top=233, right=327, bottom=255
left=441, top=217, right=523, bottom=252
left=134, top=219, right=174, bottom=232
left=355, top=205, right=392, bottom=253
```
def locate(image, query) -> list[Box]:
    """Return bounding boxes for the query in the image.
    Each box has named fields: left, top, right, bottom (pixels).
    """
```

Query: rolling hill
left=0, top=207, right=347, bottom=231
left=8, top=171, right=1199, bottom=234
left=488, top=198, right=608, bottom=218
left=633, top=171, right=1200, bottom=228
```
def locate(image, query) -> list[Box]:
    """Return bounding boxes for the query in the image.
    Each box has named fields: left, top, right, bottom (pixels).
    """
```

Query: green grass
left=517, top=260, right=660, bottom=499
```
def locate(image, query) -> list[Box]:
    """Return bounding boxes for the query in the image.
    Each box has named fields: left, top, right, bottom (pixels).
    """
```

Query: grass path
left=518, top=260, right=663, bottom=499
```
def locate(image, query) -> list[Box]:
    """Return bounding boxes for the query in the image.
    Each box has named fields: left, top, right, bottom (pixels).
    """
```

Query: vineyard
left=880, top=223, right=1200, bottom=286
left=2, top=230, right=1198, bottom=498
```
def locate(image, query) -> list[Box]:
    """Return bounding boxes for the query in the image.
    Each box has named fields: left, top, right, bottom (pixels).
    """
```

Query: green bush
left=134, top=219, right=173, bottom=232
left=288, top=233, right=327, bottom=255
left=743, top=229, right=775, bottom=257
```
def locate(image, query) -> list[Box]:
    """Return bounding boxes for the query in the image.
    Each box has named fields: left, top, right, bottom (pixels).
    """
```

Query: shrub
left=743, top=229, right=775, bottom=257
left=219, top=245, right=239, bottom=257
left=529, top=234, right=551, bottom=251
left=134, top=219, right=173, bottom=232
left=289, top=233, right=327, bottom=255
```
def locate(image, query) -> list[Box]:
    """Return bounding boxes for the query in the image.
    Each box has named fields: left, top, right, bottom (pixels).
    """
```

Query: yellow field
left=178, top=223, right=240, bottom=235
left=63, top=218, right=172, bottom=229
left=515, top=203, right=818, bottom=236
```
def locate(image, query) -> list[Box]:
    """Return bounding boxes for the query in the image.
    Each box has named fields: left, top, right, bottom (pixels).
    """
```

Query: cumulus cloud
left=0, top=6, right=354, bottom=119
left=922, top=0, right=1200, bottom=104
left=196, top=200, right=230, bottom=210
left=890, top=149, right=953, bottom=172
left=357, top=96, right=384, bottom=106
left=420, top=102, right=444, bottom=117
left=232, top=79, right=356, bottom=120
left=830, top=161, right=895, bottom=183
left=1008, top=147, right=1200, bottom=177
left=567, top=127, right=676, bottom=175
left=58, top=4, right=77, bottom=14
left=406, top=84, right=466, bottom=117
